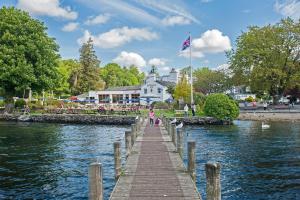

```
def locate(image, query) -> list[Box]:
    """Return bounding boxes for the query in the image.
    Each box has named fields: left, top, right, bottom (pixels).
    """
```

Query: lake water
left=0, top=121, right=299, bottom=199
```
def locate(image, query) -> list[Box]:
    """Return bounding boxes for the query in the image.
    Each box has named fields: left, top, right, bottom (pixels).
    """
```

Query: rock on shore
left=238, top=112, right=300, bottom=122
left=0, top=114, right=136, bottom=125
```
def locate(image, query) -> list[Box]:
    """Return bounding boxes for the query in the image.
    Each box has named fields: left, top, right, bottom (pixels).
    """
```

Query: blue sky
left=1, top=0, right=299, bottom=74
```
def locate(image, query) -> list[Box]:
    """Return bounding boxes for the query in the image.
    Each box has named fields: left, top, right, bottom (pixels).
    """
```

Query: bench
left=175, top=110, right=185, bottom=117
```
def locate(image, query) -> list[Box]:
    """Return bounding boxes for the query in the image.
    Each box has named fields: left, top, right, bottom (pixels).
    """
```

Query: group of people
left=148, top=109, right=161, bottom=127
left=148, top=103, right=197, bottom=127
left=184, top=104, right=196, bottom=117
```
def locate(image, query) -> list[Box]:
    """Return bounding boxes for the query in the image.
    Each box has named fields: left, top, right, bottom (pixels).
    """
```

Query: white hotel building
left=78, top=68, right=184, bottom=105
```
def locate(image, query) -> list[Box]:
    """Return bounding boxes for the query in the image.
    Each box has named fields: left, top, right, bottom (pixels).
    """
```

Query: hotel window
left=99, top=94, right=109, bottom=103
left=144, top=88, right=147, bottom=94
left=132, top=94, right=140, bottom=103
left=112, top=94, right=123, bottom=103
left=158, top=88, right=162, bottom=94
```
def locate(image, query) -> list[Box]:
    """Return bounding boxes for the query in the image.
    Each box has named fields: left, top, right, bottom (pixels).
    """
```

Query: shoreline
left=0, top=114, right=225, bottom=125
left=238, top=111, right=300, bottom=122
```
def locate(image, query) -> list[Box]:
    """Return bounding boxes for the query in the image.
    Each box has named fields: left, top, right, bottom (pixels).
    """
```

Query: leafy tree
left=55, top=59, right=76, bottom=96
left=194, top=67, right=230, bottom=94
left=0, top=7, right=60, bottom=97
left=76, top=38, right=105, bottom=94
left=204, top=93, right=239, bottom=121
left=174, top=76, right=191, bottom=103
left=100, top=63, right=144, bottom=88
left=227, top=18, right=300, bottom=103
left=167, top=85, right=175, bottom=98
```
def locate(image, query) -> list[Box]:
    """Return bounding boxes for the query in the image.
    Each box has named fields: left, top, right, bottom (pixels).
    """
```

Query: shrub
left=204, top=93, right=239, bottom=121
left=152, top=101, right=169, bottom=109
left=15, top=99, right=26, bottom=108
left=0, top=100, right=5, bottom=107
left=245, top=96, right=254, bottom=102
left=45, top=99, right=63, bottom=108
left=28, top=101, right=44, bottom=110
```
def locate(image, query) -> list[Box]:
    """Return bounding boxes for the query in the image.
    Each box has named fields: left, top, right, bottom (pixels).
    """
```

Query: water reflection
left=0, top=122, right=128, bottom=200
left=183, top=120, right=300, bottom=200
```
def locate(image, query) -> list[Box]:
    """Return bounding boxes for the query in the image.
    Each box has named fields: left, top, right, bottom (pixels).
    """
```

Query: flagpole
left=189, top=32, right=193, bottom=105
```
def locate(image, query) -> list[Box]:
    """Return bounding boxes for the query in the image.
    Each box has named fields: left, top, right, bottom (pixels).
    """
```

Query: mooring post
left=188, top=141, right=196, bottom=182
left=125, top=131, right=131, bottom=158
left=177, top=129, right=183, bottom=158
left=205, top=162, right=221, bottom=200
left=171, top=124, right=176, bottom=145
left=131, top=124, right=136, bottom=145
left=88, top=162, right=103, bottom=200
left=114, top=142, right=121, bottom=180
left=135, top=118, right=139, bottom=132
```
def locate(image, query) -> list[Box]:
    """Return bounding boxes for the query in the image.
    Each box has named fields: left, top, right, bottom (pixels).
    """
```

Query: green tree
left=0, top=7, right=60, bottom=97
left=174, top=76, right=191, bottom=103
left=204, top=93, right=239, bottom=121
left=227, top=18, right=300, bottom=103
left=100, top=63, right=144, bottom=88
left=76, top=38, right=105, bottom=94
left=54, top=59, right=83, bottom=96
left=194, top=67, right=230, bottom=94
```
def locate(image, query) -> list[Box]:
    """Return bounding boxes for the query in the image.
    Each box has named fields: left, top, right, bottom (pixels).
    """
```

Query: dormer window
left=158, top=88, right=162, bottom=93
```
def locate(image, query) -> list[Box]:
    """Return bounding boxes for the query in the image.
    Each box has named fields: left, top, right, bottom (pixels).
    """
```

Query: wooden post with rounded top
left=125, top=131, right=131, bottom=158
left=171, top=124, right=176, bottom=145
left=177, top=129, right=183, bottom=158
left=205, top=162, right=221, bottom=200
left=88, top=162, right=103, bottom=200
left=114, top=142, right=121, bottom=180
left=188, top=141, right=196, bottom=182
left=131, top=124, right=136, bottom=145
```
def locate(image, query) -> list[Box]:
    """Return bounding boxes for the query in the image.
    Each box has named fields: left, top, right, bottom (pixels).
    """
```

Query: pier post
left=205, top=162, right=221, bottom=200
left=188, top=141, right=196, bottom=182
left=125, top=131, right=131, bottom=158
left=177, top=129, right=183, bottom=158
left=171, top=124, right=176, bottom=145
left=131, top=124, right=136, bottom=145
left=135, top=118, right=139, bottom=132
left=114, top=142, right=121, bottom=180
left=88, top=162, right=103, bottom=200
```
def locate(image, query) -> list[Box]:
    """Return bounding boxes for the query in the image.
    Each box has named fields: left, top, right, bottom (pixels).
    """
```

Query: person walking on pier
left=184, top=104, right=189, bottom=117
left=149, top=109, right=155, bottom=127
left=191, top=104, right=196, bottom=116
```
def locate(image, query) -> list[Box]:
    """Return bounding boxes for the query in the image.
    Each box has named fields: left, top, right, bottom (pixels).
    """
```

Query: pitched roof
left=156, top=80, right=176, bottom=87
left=105, top=85, right=141, bottom=91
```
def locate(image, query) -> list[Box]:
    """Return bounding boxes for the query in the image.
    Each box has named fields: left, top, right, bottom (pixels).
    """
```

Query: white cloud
left=161, top=66, right=171, bottom=72
left=162, top=15, right=191, bottom=26
left=113, top=51, right=146, bottom=68
left=134, top=0, right=199, bottom=24
left=17, top=0, right=78, bottom=20
left=77, top=0, right=199, bottom=26
left=179, top=49, right=204, bottom=58
left=148, top=58, right=166, bottom=66
left=62, top=22, right=79, bottom=32
left=274, top=0, right=300, bottom=20
left=77, top=27, right=158, bottom=48
left=85, top=14, right=111, bottom=25
left=192, top=29, right=232, bottom=53
left=201, top=0, right=213, bottom=3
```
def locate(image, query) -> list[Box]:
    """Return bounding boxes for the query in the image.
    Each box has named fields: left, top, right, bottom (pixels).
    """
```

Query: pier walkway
left=109, top=121, right=201, bottom=200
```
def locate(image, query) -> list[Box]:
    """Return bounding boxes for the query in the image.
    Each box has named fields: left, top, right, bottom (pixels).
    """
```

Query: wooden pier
left=89, top=117, right=221, bottom=200
left=109, top=118, right=201, bottom=200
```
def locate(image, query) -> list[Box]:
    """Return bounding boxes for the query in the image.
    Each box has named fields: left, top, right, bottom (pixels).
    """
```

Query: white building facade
left=79, top=68, right=178, bottom=105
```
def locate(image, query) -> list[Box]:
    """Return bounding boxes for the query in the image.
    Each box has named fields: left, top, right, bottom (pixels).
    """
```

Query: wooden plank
left=110, top=121, right=202, bottom=200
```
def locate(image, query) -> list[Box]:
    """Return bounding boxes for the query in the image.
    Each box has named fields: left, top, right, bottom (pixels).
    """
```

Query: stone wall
left=0, top=114, right=136, bottom=125
left=0, top=114, right=227, bottom=125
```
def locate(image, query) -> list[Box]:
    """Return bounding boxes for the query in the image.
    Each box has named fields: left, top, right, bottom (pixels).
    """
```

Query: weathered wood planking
left=110, top=121, right=201, bottom=200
